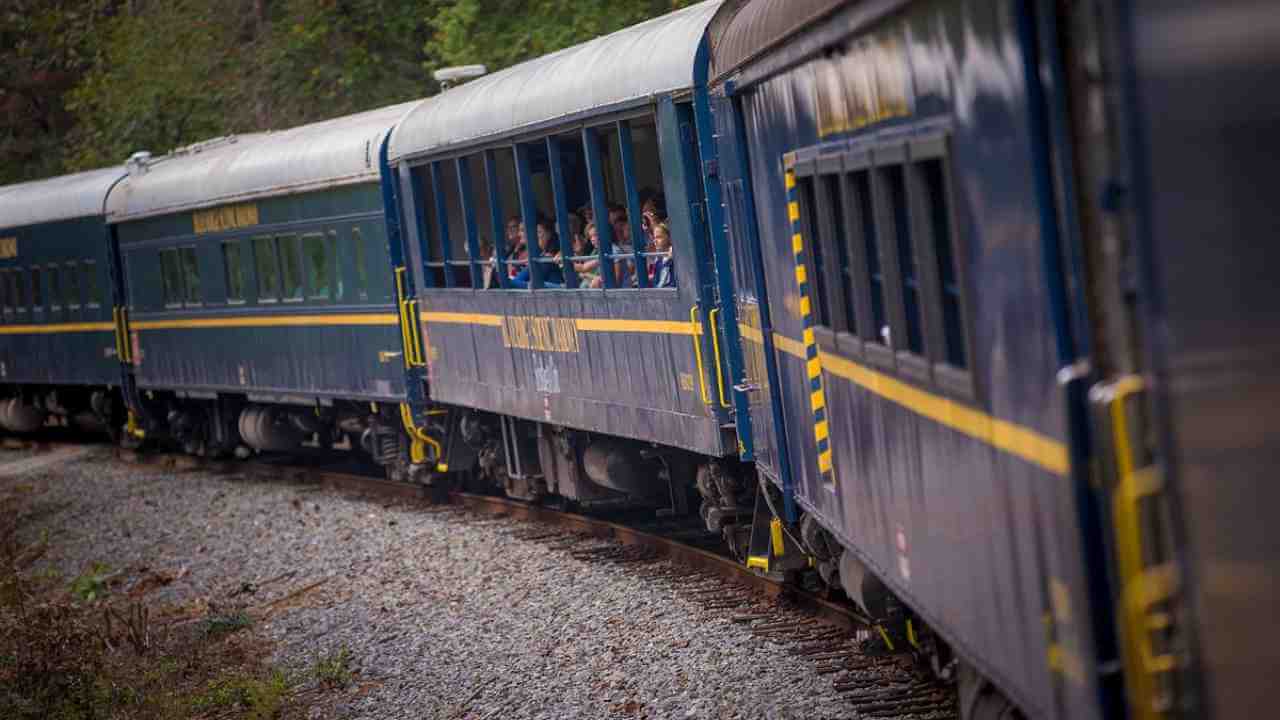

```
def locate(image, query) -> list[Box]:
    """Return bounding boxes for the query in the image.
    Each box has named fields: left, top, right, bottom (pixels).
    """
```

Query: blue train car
left=105, top=103, right=436, bottom=475
left=706, top=0, right=1116, bottom=717
left=0, top=168, right=128, bottom=434
left=385, top=2, right=755, bottom=509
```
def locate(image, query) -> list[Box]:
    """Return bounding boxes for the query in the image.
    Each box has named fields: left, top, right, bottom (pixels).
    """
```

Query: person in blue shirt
left=649, top=221, right=675, bottom=288
left=510, top=218, right=564, bottom=288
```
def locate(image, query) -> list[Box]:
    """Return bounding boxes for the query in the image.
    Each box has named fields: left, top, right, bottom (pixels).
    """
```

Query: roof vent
left=434, top=64, right=487, bottom=90
left=126, top=151, right=153, bottom=177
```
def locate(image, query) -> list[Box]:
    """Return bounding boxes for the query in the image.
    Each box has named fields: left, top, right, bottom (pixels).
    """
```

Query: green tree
left=254, top=0, right=439, bottom=131
left=65, top=0, right=252, bottom=170
left=0, top=0, right=116, bottom=185
left=426, top=0, right=702, bottom=77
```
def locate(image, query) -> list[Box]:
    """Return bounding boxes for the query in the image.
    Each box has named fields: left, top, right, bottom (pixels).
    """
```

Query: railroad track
left=13, top=438, right=959, bottom=718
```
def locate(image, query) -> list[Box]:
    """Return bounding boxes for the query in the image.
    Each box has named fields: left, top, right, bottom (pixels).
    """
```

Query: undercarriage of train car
left=123, top=391, right=449, bottom=484
left=0, top=385, right=123, bottom=439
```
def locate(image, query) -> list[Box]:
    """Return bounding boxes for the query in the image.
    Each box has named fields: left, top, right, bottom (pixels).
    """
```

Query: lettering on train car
left=817, top=33, right=911, bottom=138
left=500, top=315, right=581, bottom=353
left=192, top=203, right=260, bottom=234
left=0, top=237, right=17, bottom=259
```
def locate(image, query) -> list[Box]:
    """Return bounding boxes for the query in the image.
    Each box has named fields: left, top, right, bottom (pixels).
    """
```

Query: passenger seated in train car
left=505, top=215, right=528, bottom=279
left=509, top=218, right=564, bottom=289
left=572, top=221, right=601, bottom=288
left=479, top=238, right=496, bottom=289
left=591, top=204, right=636, bottom=288
left=649, top=221, right=674, bottom=289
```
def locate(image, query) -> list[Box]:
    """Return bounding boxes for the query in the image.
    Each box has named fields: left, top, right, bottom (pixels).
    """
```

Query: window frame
left=81, top=260, right=101, bottom=308
left=253, top=235, right=281, bottom=303
left=349, top=226, right=370, bottom=301
left=405, top=107, right=677, bottom=294
left=792, top=131, right=975, bottom=401
left=46, top=265, right=62, bottom=314
left=29, top=266, right=43, bottom=314
left=64, top=261, right=81, bottom=311
left=179, top=245, right=202, bottom=307
left=13, top=268, right=27, bottom=314
left=222, top=239, right=247, bottom=304
left=301, top=231, right=333, bottom=301
left=276, top=233, right=304, bottom=302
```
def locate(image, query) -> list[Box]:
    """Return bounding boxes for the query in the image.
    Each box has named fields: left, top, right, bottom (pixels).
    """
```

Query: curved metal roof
left=708, top=0, right=848, bottom=84
left=0, top=166, right=127, bottom=231
left=107, top=100, right=424, bottom=223
left=388, top=0, right=722, bottom=162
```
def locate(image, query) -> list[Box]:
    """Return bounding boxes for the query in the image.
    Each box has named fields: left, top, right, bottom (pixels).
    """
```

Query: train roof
left=388, top=0, right=722, bottom=163
left=107, top=101, right=424, bottom=223
left=0, top=166, right=127, bottom=231
left=708, top=0, right=856, bottom=85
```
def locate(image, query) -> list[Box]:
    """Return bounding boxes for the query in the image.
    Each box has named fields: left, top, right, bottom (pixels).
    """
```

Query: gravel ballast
left=5, top=446, right=863, bottom=719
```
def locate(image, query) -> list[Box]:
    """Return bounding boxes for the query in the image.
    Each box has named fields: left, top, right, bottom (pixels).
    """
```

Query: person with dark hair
left=505, top=215, right=528, bottom=279
left=509, top=217, right=563, bottom=288
left=573, top=222, right=600, bottom=288
left=649, top=221, right=675, bottom=288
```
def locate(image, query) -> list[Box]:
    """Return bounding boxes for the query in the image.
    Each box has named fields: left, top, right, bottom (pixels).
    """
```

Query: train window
left=513, top=140, right=560, bottom=289
left=350, top=228, right=369, bottom=300
left=412, top=164, right=447, bottom=288
left=489, top=147, right=522, bottom=284
left=47, top=267, right=61, bottom=312
left=253, top=236, right=280, bottom=302
left=590, top=124, right=634, bottom=287
left=878, top=163, right=924, bottom=355
left=160, top=249, right=183, bottom=307
left=64, top=262, right=80, bottom=309
left=822, top=175, right=856, bottom=335
left=14, top=270, right=26, bottom=313
left=30, top=268, right=42, bottom=311
left=917, top=156, right=967, bottom=370
left=222, top=240, right=245, bottom=303
left=460, top=154, right=493, bottom=287
left=0, top=270, right=8, bottom=317
left=82, top=261, right=100, bottom=307
left=796, top=176, right=833, bottom=328
left=277, top=234, right=303, bottom=301
left=302, top=232, right=331, bottom=299
left=329, top=231, right=344, bottom=300
left=849, top=169, right=888, bottom=345
left=180, top=246, right=201, bottom=306
left=434, top=160, right=472, bottom=288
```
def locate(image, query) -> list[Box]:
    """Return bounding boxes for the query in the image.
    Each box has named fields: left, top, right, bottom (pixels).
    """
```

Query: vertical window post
left=407, top=167, right=435, bottom=289
left=513, top=142, right=542, bottom=290
left=581, top=126, right=615, bottom=288
left=481, top=150, right=510, bottom=289
left=616, top=120, right=648, bottom=288
left=545, top=136, right=578, bottom=289
left=455, top=156, right=483, bottom=288
left=429, top=161, right=456, bottom=288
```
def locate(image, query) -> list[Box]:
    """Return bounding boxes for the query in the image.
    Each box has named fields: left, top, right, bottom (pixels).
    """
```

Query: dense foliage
left=0, top=0, right=698, bottom=186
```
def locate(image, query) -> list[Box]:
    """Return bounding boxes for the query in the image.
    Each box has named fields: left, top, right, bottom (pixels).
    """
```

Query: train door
left=710, top=87, right=791, bottom=499
left=1065, top=2, right=1280, bottom=718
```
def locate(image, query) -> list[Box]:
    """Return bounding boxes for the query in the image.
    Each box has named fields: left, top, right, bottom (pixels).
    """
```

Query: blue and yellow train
left=0, top=1, right=1274, bottom=718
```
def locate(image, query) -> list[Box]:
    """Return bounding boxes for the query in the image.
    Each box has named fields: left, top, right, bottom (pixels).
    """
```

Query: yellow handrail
left=1105, top=375, right=1178, bottom=720
left=708, top=307, right=730, bottom=408
left=689, top=305, right=711, bottom=405
left=399, top=402, right=444, bottom=470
